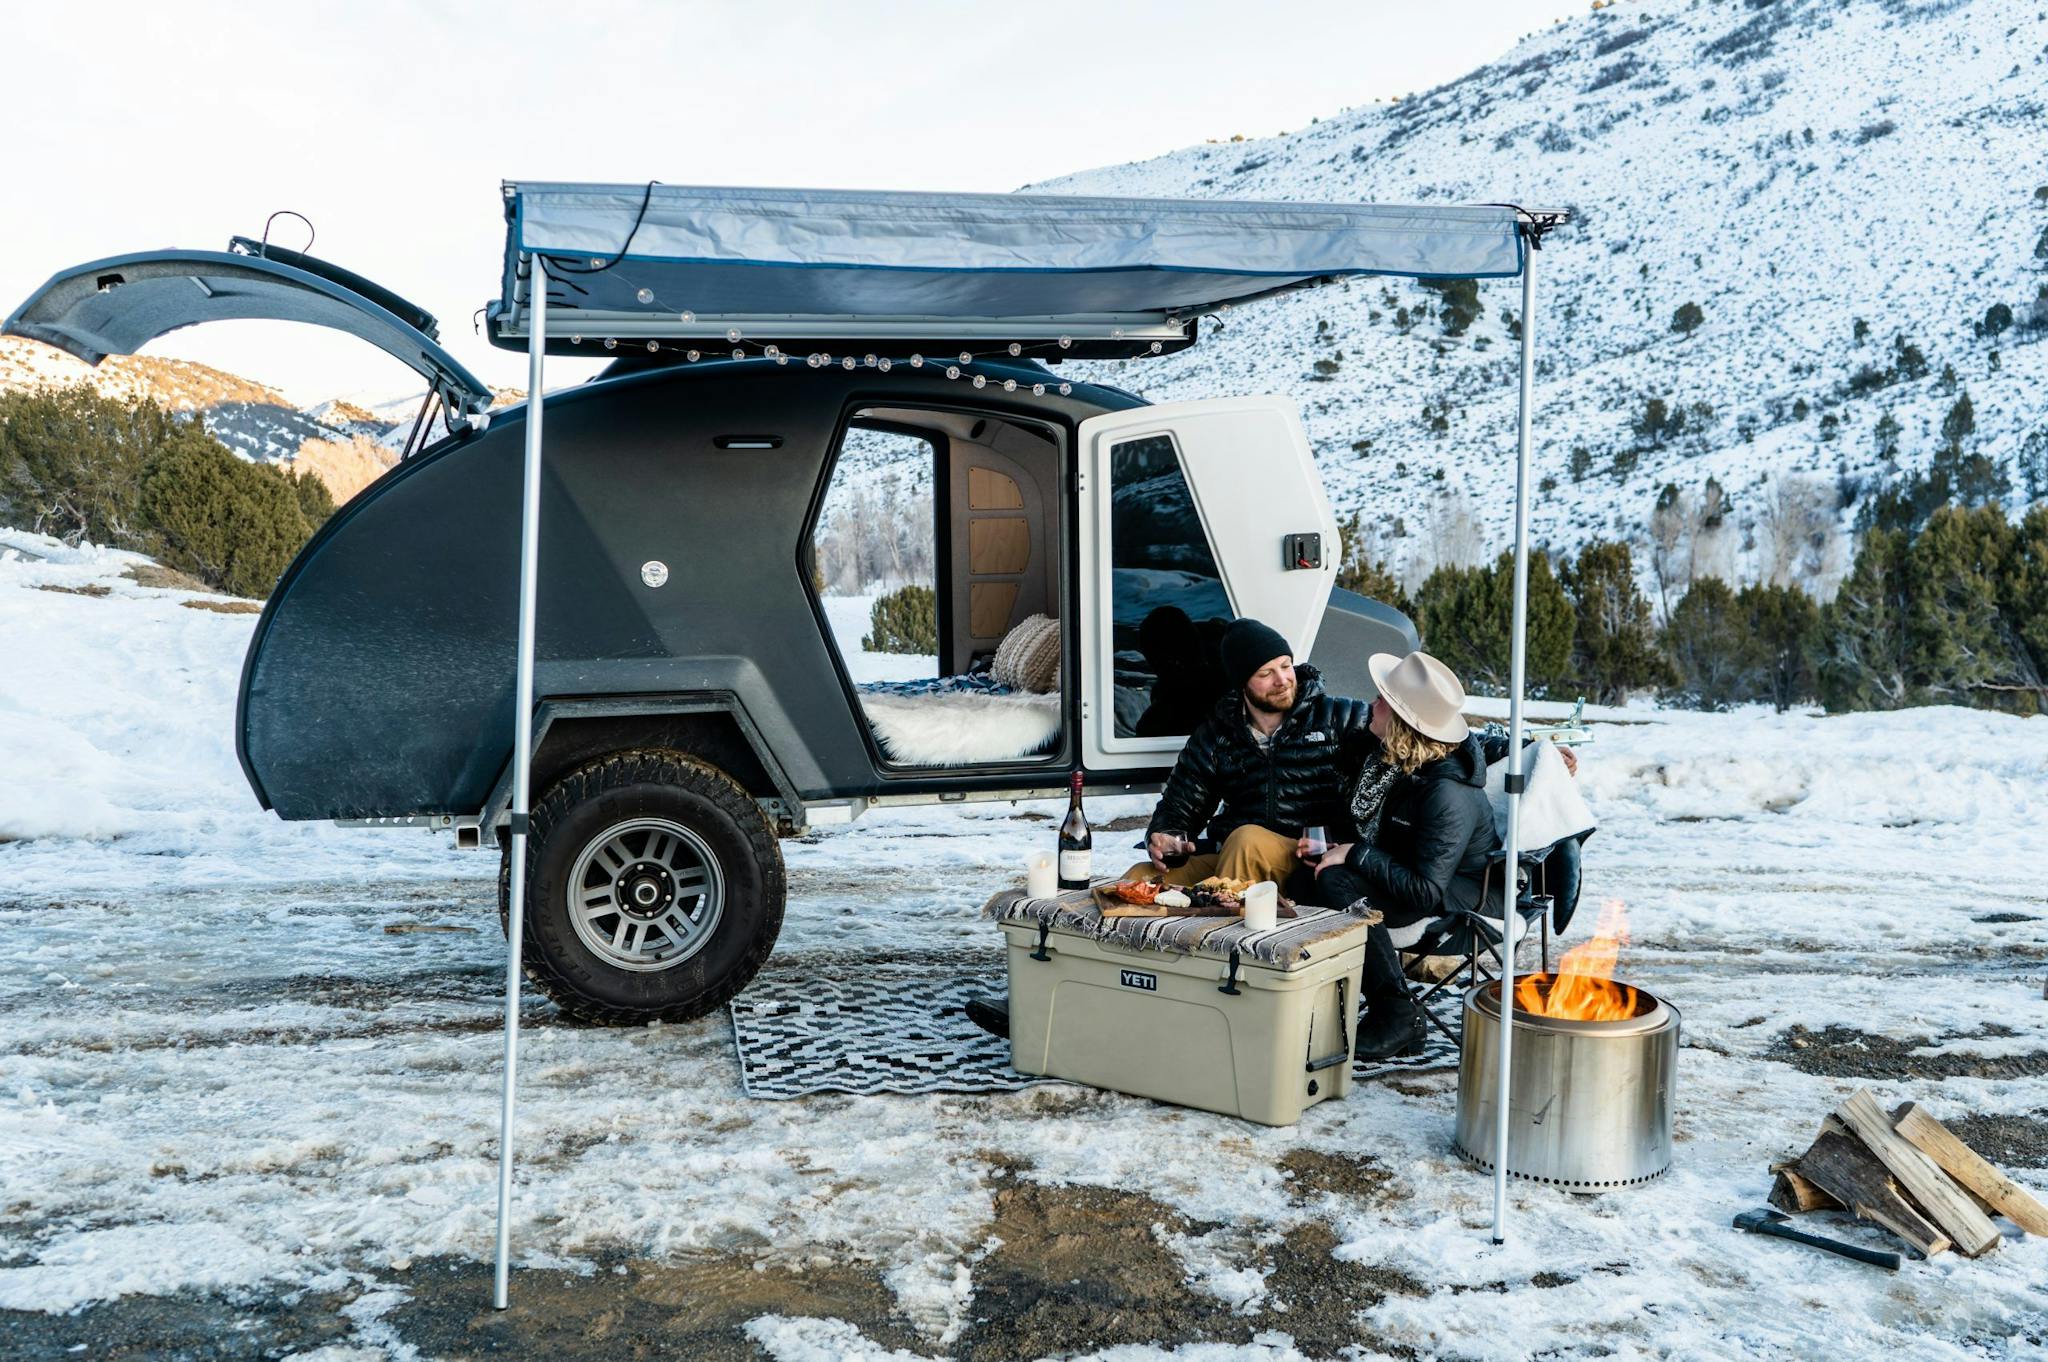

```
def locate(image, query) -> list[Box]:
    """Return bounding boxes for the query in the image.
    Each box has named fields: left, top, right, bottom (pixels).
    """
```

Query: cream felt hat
left=1366, top=650, right=1470, bottom=743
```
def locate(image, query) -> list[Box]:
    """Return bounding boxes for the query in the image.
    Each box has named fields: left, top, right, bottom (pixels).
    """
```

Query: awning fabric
left=490, top=182, right=1526, bottom=357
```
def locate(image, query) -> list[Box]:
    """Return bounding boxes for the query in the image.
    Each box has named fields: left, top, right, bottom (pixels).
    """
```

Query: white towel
left=1485, top=740, right=1595, bottom=853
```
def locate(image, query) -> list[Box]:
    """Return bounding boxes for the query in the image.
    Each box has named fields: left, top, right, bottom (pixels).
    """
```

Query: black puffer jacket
left=1334, top=733, right=1500, bottom=923
left=1147, top=665, right=1374, bottom=844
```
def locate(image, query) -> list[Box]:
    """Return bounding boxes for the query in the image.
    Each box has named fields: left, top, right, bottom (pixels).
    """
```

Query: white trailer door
left=1076, top=396, right=1339, bottom=773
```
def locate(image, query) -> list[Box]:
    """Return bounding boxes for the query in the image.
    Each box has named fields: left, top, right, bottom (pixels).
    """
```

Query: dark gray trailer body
left=236, top=357, right=1413, bottom=833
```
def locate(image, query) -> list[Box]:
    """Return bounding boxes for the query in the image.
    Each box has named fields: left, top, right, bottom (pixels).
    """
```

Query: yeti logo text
left=1119, top=969, right=1157, bottom=992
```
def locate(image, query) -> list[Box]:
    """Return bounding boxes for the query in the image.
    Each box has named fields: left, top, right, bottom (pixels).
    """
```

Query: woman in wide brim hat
left=1309, top=649, right=1500, bottom=1060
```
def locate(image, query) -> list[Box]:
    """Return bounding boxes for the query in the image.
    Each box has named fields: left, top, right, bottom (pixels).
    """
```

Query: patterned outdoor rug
left=1352, top=986, right=1465, bottom=1082
left=728, top=966, right=1465, bottom=1100
left=730, top=969, right=1040, bottom=1099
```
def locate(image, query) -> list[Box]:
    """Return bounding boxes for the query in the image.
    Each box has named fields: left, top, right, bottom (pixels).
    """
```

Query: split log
left=1768, top=1165, right=1843, bottom=1215
left=1835, top=1090, right=2001, bottom=1257
left=1793, top=1119, right=1950, bottom=1258
left=1892, top=1102, right=2048, bottom=1238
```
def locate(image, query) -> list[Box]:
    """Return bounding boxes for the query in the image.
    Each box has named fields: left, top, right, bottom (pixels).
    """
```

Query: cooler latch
left=1218, top=947, right=1243, bottom=996
left=1030, top=919, right=1052, bottom=962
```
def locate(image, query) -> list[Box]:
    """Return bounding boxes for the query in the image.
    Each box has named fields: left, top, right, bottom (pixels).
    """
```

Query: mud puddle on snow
left=0, top=1180, right=1422, bottom=1361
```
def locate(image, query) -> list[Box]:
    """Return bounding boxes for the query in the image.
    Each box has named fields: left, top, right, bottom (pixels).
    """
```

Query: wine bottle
left=1057, top=769, right=1092, bottom=890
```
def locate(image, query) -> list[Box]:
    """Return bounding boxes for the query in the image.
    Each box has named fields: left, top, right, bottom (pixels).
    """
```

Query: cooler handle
left=1305, top=977, right=1351, bottom=1072
left=1030, top=919, right=1052, bottom=962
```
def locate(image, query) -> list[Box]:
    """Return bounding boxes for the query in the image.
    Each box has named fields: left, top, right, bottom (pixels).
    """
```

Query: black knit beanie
left=1219, top=618, right=1292, bottom=690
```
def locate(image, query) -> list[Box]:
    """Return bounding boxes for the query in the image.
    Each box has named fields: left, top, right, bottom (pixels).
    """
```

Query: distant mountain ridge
left=0, top=335, right=403, bottom=504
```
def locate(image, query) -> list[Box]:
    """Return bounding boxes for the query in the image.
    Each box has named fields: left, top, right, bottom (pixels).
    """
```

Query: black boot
left=964, top=995, right=1010, bottom=1039
left=1352, top=924, right=1424, bottom=1061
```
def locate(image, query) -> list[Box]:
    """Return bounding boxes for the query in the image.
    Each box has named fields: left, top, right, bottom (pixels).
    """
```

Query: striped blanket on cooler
left=984, top=880, right=1370, bottom=970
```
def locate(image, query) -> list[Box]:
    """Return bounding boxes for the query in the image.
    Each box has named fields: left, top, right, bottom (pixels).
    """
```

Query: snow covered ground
left=3, top=535, right=2046, bottom=1359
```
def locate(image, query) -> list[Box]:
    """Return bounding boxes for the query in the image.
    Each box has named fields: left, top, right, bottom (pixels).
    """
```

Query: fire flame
left=1513, top=898, right=1641, bottom=1022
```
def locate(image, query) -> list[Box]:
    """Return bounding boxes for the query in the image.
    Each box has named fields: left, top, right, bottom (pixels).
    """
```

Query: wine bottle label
left=1059, top=849, right=1092, bottom=881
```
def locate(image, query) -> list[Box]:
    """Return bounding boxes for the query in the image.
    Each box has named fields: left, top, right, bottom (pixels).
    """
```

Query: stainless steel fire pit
left=1454, top=978, right=1679, bottom=1190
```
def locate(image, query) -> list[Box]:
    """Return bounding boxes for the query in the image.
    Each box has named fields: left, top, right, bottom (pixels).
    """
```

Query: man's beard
left=1247, top=682, right=1296, bottom=715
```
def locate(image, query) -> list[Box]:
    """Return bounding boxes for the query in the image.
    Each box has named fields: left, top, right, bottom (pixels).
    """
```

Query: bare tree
left=1756, top=474, right=1841, bottom=592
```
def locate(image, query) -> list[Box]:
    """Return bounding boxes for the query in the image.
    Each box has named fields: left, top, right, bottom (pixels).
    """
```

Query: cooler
left=984, top=882, right=1370, bottom=1126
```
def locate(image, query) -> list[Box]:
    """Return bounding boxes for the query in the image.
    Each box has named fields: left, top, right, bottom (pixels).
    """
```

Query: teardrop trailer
left=5, top=182, right=1570, bottom=1285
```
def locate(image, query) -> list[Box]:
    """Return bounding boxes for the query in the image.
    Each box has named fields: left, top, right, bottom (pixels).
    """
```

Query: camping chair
left=1401, top=831, right=1588, bottom=1048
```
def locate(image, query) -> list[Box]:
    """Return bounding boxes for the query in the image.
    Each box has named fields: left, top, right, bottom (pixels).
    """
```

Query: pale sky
left=5, top=1, right=1563, bottom=404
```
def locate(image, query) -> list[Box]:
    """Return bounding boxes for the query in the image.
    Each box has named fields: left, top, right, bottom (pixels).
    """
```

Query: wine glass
left=1301, top=825, right=1328, bottom=860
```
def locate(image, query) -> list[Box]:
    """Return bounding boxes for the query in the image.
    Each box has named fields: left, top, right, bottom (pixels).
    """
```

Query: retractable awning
left=487, top=182, right=1529, bottom=358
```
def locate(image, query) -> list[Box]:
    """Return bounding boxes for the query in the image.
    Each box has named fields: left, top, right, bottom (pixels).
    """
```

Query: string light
left=1059, top=383, right=1071, bottom=395
left=646, top=340, right=658, bottom=352
left=726, top=328, right=742, bottom=342
left=946, top=365, right=960, bottom=379
left=681, top=311, right=695, bottom=323
left=972, top=374, right=987, bottom=388
left=1002, top=378, right=1016, bottom=392
left=687, top=349, right=700, bottom=361
left=588, top=257, right=604, bottom=268
left=958, top=351, right=972, bottom=364
left=841, top=356, right=856, bottom=370
left=863, top=354, right=878, bottom=367
left=764, top=345, right=780, bottom=359
left=604, top=338, right=617, bottom=350
left=1032, top=383, right=1045, bottom=395
left=1058, top=335, right=1071, bottom=349
left=807, top=354, right=824, bottom=368
left=910, top=354, right=924, bottom=367
left=1007, top=342, right=1021, bottom=356
left=877, top=357, right=892, bottom=372
left=570, top=334, right=582, bottom=345
left=636, top=288, right=654, bottom=304
left=731, top=348, right=744, bottom=360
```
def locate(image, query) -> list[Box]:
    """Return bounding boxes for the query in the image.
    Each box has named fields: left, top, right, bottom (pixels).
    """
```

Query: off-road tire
left=497, top=749, right=784, bottom=1024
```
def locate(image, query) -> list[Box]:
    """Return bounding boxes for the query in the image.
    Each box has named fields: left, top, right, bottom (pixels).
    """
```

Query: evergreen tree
left=1670, top=301, right=1704, bottom=337
left=1902, top=505, right=2021, bottom=706
left=1939, top=390, right=1975, bottom=455
left=137, top=432, right=313, bottom=599
left=1818, top=529, right=1913, bottom=710
left=1418, top=278, right=1483, bottom=336
left=1738, top=582, right=1821, bottom=712
left=862, top=584, right=938, bottom=655
left=1413, top=551, right=1573, bottom=696
left=1562, top=539, right=1672, bottom=702
left=1660, top=578, right=1748, bottom=709
left=2000, top=506, right=2048, bottom=711
left=0, top=384, right=165, bottom=545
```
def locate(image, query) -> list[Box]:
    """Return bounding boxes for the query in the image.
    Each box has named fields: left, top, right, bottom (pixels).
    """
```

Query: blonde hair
left=1380, top=706, right=1459, bottom=774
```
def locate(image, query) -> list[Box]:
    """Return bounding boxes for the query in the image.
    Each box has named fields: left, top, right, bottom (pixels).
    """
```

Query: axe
left=1731, top=1207, right=1901, bottom=1270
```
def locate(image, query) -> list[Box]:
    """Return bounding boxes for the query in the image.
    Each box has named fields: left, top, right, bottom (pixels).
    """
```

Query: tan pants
left=1122, top=823, right=1302, bottom=887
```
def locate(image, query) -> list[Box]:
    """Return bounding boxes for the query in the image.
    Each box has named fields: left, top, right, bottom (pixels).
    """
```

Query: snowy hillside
left=1035, top=0, right=2048, bottom=589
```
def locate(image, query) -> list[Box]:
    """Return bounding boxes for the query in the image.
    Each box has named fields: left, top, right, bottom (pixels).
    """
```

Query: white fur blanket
left=860, top=688, right=1062, bottom=766
left=1484, top=740, right=1596, bottom=851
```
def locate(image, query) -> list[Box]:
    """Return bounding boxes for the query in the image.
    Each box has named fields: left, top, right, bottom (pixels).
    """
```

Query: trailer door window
left=1106, top=433, right=1234, bottom=739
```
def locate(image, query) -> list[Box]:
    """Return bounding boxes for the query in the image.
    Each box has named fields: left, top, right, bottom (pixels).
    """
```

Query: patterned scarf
left=1348, top=757, right=1402, bottom=850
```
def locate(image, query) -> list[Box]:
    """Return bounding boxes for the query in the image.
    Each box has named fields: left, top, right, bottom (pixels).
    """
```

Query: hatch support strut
left=494, top=254, right=547, bottom=1310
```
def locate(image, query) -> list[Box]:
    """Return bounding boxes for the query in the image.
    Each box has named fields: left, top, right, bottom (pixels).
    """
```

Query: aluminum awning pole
left=1493, top=231, right=1538, bottom=1245
left=494, top=253, right=547, bottom=1309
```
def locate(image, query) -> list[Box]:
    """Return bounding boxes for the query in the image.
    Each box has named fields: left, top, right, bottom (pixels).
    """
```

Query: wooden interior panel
left=968, top=466, right=1024, bottom=510
left=968, top=517, right=1031, bottom=575
left=969, top=582, right=1020, bottom=639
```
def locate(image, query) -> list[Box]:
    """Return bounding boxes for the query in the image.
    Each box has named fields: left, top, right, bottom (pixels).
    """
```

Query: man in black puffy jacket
left=1129, top=619, right=1373, bottom=889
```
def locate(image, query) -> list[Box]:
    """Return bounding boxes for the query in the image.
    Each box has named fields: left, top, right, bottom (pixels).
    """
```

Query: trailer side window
left=1106, top=434, right=1234, bottom=738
